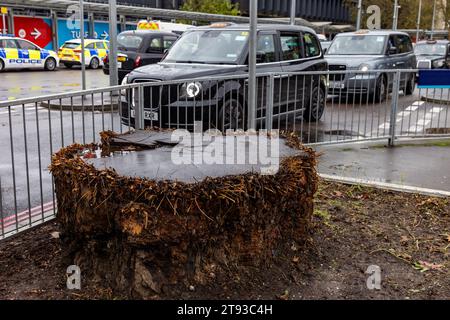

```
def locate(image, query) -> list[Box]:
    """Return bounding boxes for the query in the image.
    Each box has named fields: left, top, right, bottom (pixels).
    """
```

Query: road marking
left=377, top=101, right=424, bottom=131
left=408, top=107, right=444, bottom=133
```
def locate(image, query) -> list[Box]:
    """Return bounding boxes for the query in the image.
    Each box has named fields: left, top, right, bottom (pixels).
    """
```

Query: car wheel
left=44, top=58, right=57, bottom=71
left=0, top=60, right=4, bottom=72
left=64, top=63, right=73, bottom=69
left=373, top=75, right=387, bottom=103
left=303, top=86, right=325, bottom=122
left=405, top=74, right=415, bottom=95
left=89, top=57, right=100, bottom=70
left=218, top=98, right=246, bottom=132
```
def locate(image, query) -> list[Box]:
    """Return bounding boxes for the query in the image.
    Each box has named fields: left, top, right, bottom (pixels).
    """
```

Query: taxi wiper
left=175, top=60, right=206, bottom=64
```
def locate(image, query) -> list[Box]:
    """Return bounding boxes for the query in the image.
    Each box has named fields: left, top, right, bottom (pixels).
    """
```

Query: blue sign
left=57, top=19, right=90, bottom=48
left=418, top=70, right=450, bottom=89
left=56, top=19, right=134, bottom=49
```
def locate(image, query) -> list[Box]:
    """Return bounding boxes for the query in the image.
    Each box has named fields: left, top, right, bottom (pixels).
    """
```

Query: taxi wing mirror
left=388, top=46, right=397, bottom=55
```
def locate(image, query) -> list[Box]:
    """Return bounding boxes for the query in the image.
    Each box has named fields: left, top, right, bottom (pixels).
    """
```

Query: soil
left=0, top=181, right=449, bottom=300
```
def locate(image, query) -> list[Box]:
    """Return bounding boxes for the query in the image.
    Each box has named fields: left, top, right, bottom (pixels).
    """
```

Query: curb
left=319, top=173, right=450, bottom=198
left=420, top=95, right=450, bottom=105
left=40, top=98, right=119, bottom=112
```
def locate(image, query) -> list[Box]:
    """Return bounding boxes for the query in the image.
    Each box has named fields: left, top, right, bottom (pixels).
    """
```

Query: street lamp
left=79, top=0, right=86, bottom=91
left=356, top=0, right=363, bottom=30
left=431, top=0, right=437, bottom=40
left=393, top=0, right=401, bottom=30
left=416, top=0, right=422, bottom=42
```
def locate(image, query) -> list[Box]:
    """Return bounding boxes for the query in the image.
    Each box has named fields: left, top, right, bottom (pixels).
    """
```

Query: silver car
left=325, top=30, right=417, bottom=102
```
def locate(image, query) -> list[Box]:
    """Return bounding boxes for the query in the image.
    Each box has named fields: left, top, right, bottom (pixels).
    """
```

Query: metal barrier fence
left=0, top=69, right=449, bottom=239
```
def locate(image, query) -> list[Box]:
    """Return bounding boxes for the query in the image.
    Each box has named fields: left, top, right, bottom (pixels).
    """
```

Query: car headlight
left=433, top=59, right=445, bottom=68
left=121, top=75, right=129, bottom=96
left=182, top=82, right=202, bottom=98
left=359, top=64, right=370, bottom=72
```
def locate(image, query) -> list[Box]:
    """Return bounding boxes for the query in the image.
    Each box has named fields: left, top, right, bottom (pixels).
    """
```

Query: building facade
left=98, top=0, right=351, bottom=23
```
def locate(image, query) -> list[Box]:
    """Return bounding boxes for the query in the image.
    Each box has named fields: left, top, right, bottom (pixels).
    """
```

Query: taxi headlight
left=359, top=64, right=370, bottom=72
left=121, top=75, right=129, bottom=96
left=433, top=59, right=445, bottom=68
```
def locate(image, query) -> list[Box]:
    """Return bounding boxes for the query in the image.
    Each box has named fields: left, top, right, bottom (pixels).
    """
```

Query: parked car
left=103, top=30, right=179, bottom=84
left=325, top=30, right=417, bottom=102
left=321, top=41, right=332, bottom=53
left=120, top=23, right=328, bottom=130
left=0, top=35, right=59, bottom=72
left=415, top=39, right=450, bottom=70
left=58, top=39, right=109, bottom=69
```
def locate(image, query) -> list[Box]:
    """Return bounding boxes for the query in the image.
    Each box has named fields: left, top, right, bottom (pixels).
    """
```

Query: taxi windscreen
left=163, top=30, right=249, bottom=64
left=415, top=43, right=447, bottom=56
left=327, top=35, right=387, bottom=55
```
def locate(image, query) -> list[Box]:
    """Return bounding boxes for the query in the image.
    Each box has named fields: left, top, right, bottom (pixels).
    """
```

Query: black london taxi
left=120, top=23, right=328, bottom=131
left=103, top=30, right=179, bottom=83
left=415, top=39, right=450, bottom=70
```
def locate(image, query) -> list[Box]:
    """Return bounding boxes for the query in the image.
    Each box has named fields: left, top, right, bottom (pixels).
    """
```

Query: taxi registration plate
left=131, top=110, right=159, bottom=121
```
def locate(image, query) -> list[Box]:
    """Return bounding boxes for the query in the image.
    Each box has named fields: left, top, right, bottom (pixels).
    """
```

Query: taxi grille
left=417, top=60, right=432, bottom=69
left=133, top=79, right=180, bottom=110
left=329, top=65, right=347, bottom=81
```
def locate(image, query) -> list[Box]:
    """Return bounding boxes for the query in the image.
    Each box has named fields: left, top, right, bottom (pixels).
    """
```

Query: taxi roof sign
left=210, top=22, right=235, bottom=28
left=1, top=7, right=8, bottom=14
left=137, top=20, right=160, bottom=31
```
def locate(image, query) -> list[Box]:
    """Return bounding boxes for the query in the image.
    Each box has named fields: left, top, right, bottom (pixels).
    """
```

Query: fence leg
left=388, top=71, right=401, bottom=147
left=135, top=86, right=144, bottom=130
left=265, top=74, right=274, bottom=131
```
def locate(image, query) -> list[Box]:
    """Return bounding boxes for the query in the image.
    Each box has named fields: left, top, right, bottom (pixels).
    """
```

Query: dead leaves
left=413, top=261, right=445, bottom=273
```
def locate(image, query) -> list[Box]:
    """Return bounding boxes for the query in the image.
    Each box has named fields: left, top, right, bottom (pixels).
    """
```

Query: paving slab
left=314, top=139, right=450, bottom=193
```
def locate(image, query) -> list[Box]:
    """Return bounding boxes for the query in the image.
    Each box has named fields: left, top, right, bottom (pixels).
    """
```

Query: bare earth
left=0, top=181, right=448, bottom=300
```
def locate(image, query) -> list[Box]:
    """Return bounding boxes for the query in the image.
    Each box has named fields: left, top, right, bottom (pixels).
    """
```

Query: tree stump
left=50, top=130, right=318, bottom=298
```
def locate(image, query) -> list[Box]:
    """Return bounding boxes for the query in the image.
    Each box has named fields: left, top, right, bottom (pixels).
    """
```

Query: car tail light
left=74, top=49, right=82, bottom=54
left=134, top=56, right=142, bottom=68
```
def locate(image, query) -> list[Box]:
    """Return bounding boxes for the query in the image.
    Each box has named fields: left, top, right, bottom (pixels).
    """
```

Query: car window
left=118, top=34, right=143, bottom=51
left=303, top=32, right=321, bottom=58
left=149, top=37, right=163, bottom=53
left=85, top=43, right=95, bottom=49
left=396, top=35, right=413, bottom=54
left=388, top=36, right=398, bottom=54
left=164, top=30, right=249, bottom=64
left=62, top=42, right=80, bottom=49
left=96, top=42, right=106, bottom=49
left=280, top=33, right=302, bottom=61
left=257, top=34, right=277, bottom=63
left=2, top=39, right=18, bottom=49
left=163, top=37, right=177, bottom=50
left=17, top=40, right=39, bottom=50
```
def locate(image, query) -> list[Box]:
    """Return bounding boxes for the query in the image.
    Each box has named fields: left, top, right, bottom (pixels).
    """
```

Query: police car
left=0, top=35, right=59, bottom=72
left=58, top=39, right=109, bottom=69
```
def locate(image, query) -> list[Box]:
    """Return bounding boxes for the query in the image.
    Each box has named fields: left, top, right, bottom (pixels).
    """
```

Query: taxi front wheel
left=0, top=60, right=4, bottom=72
left=44, top=58, right=57, bottom=71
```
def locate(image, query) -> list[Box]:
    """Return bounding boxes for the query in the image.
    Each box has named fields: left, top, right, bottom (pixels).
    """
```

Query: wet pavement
left=0, top=68, right=108, bottom=101
left=314, top=139, right=450, bottom=192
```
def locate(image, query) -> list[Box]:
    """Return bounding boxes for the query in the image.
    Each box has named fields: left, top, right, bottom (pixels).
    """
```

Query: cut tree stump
left=50, top=130, right=318, bottom=298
